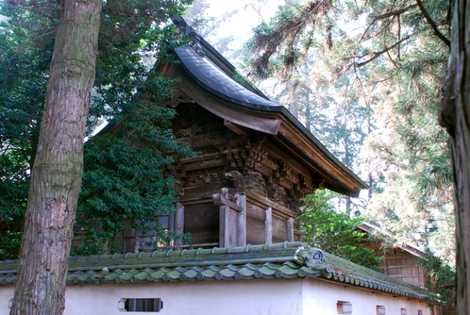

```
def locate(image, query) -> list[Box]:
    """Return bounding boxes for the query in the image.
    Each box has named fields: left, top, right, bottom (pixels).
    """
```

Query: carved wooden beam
left=212, top=188, right=241, bottom=211
left=245, top=191, right=297, bottom=219
left=224, top=120, right=247, bottom=135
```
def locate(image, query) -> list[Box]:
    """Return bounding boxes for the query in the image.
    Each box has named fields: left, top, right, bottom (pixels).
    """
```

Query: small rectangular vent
left=337, top=301, right=352, bottom=314
left=376, top=305, right=386, bottom=315
left=120, top=298, right=163, bottom=312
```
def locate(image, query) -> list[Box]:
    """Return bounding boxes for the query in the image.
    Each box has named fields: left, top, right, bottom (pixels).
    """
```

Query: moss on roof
left=0, top=242, right=430, bottom=300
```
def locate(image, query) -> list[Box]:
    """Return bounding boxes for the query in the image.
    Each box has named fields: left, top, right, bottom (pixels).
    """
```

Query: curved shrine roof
left=171, top=17, right=367, bottom=194
left=175, top=46, right=280, bottom=110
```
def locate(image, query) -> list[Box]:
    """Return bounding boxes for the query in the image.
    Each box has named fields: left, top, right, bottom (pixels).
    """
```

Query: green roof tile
left=0, top=242, right=431, bottom=300
left=200, top=268, right=217, bottom=279
left=183, top=269, right=199, bottom=280
left=278, top=264, right=300, bottom=277
left=218, top=268, right=236, bottom=279
left=257, top=265, right=277, bottom=277
left=238, top=266, right=256, bottom=278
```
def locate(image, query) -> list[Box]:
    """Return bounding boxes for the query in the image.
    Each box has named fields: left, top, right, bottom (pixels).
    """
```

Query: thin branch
left=373, top=4, right=417, bottom=20
left=415, top=0, right=450, bottom=47
left=355, top=33, right=415, bottom=67
left=360, top=4, right=417, bottom=41
left=397, top=14, right=401, bottom=59
left=386, top=47, right=399, bottom=68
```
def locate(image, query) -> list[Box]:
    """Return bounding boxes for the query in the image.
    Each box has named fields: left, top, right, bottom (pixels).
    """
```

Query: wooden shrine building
left=0, top=18, right=436, bottom=315
left=125, top=17, right=367, bottom=251
left=357, top=223, right=427, bottom=288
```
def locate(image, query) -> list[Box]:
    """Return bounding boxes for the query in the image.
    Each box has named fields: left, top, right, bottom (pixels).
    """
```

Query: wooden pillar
left=218, top=188, right=230, bottom=248
left=265, top=207, right=272, bottom=245
left=175, top=202, right=184, bottom=247
left=287, top=218, right=295, bottom=242
left=236, top=193, right=247, bottom=247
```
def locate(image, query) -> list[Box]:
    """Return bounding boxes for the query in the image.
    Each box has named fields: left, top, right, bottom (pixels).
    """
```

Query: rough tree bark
left=440, top=0, right=470, bottom=314
left=9, top=1, right=102, bottom=314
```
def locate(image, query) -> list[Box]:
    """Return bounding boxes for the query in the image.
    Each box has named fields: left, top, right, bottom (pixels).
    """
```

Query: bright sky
left=189, top=0, right=367, bottom=64
left=189, top=1, right=372, bottom=205
left=196, top=0, right=283, bottom=54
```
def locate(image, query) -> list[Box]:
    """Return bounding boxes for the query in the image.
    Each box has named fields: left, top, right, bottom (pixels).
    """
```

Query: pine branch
left=373, top=4, right=417, bottom=20
left=355, top=33, right=415, bottom=67
left=360, top=4, right=417, bottom=41
left=415, top=0, right=450, bottom=47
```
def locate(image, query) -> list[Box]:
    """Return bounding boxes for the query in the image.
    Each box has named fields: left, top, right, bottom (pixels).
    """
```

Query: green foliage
left=0, top=231, right=21, bottom=260
left=76, top=76, right=192, bottom=255
left=299, top=190, right=382, bottom=268
left=0, top=3, right=55, bottom=259
left=244, top=0, right=454, bottom=262
left=0, top=0, right=192, bottom=258
left=248, top=1, right=330, bottom=79
left=419, top=250, right=455, bottom=306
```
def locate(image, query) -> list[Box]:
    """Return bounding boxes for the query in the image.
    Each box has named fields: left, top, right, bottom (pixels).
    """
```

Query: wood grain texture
left=265, top=207, right=273, bottom=245
left=9, top=1, right=101, bottom=314
left=236, top=193, right=247, bottom=246
left=440, top=0, right=470, bottom=313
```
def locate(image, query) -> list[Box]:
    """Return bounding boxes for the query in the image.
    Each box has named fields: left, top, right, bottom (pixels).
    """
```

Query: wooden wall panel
left=184, top=203, right=219, bottom=245
left=247, top=213, right=265, bottom=245
left=272, top=216, right=288, bottom=243
left=228, top=208, right=238, bottom=246
left=383, top=249, right=426, bottom=288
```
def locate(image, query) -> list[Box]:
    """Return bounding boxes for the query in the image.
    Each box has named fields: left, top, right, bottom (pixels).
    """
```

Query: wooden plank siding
left=382, top=248, right=426, bottom=288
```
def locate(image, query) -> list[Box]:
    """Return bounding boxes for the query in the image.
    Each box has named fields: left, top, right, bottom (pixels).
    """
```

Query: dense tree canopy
left=0, top=0, right=192, bottom=258
left=241, top=0, right=454, bottom=262
left=299, top=190, right=382, bottom=268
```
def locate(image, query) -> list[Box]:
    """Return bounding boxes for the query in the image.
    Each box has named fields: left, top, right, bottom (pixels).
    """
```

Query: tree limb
left=373, top=4, right=417, bottom=20
left=355, top=33, right=415, bottom=67
left=415, top=0, right=450, bottom=47
left=360, top=4, right=416, bottom=41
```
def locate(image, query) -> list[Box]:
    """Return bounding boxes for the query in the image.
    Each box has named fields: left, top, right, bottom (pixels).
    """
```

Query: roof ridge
left=171, top=16, right=271, bottom=100
left=71, top=241, right=305, bottom=261
left=0, top=242, right=306, bottom=274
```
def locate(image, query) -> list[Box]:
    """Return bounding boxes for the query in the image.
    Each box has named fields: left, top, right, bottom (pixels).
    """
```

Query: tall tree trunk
left=9, top=1, right=101, bottom=314
left=440, top=0, right=470, bottom=314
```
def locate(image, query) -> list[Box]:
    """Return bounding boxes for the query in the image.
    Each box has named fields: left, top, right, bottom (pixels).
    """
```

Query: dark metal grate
left=123, top=298, right=163, bottom=312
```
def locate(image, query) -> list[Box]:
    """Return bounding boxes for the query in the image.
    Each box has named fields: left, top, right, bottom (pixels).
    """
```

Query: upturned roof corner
left=167, top=16, right=367, bottom=196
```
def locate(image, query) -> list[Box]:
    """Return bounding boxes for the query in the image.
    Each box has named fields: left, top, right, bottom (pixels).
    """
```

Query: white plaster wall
left=302, top=280, right=432, bottom=315
left=0, top=279, right=432, bottom=315
left=0, top=279, right=304, bottom=315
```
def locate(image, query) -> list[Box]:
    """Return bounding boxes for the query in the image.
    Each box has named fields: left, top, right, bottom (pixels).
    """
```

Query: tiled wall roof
left=0, top=242, right=430, bottom=300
